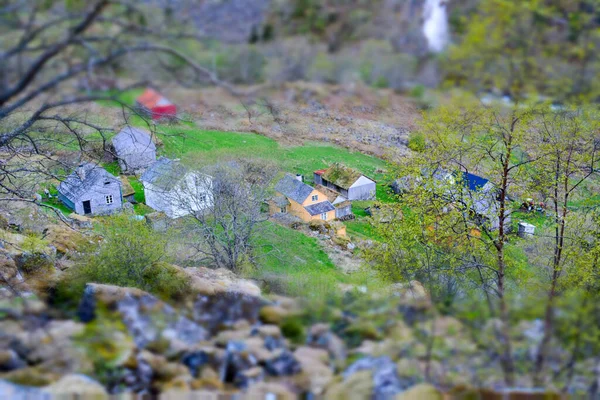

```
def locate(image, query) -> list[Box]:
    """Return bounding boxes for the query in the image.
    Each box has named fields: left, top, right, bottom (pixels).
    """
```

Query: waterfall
left=423, top=0, right=449, bottom=53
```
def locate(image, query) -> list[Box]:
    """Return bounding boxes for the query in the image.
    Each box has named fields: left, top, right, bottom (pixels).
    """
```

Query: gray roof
left=58, top=163, right=119, bottom=202
left=140, top=157, right=187, bottom=191
left=274, top=175, right=314, bottom=204
left=112, top=127, right=156, bottom=155
left=304, top=201, right=335, bottom=216
left=272, top=195, right=290, bottom=208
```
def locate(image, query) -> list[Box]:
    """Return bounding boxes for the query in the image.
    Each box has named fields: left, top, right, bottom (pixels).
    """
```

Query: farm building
left=443, top=171, right=510, bottom=231
left=457, top=172, right=510, bottom=231
left=313, top=164, right=376, bottom=201
left=270, top=175, right=335, bottom=222
left=112, top=126, right=157, bottom=173
left=314, top=183, right=353, bottom=219
left=58, top=163, right=122, bottom=216
left=141, top=157, right=213, bottom=218
left=136, top=88, right=177, bottom=121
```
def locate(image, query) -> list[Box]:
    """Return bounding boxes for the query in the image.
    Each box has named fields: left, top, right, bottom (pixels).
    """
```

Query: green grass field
left=151, top=124, right=387, bottom=181
left=251, top=221, right=380, bottom=298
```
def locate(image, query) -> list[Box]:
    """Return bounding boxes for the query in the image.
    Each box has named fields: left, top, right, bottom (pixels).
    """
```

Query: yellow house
left=270, top=175, right=336, bottom=222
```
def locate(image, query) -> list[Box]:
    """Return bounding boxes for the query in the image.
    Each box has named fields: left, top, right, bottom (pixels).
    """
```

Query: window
left=321, top=212, right=327, bottom=220
left=199, top=194, right=207, bottom=203
left=105, top=195, right=113, bottom=204
left=280, top=206, right=287, bottom=213
left=312, top=195, right=318, bottom=201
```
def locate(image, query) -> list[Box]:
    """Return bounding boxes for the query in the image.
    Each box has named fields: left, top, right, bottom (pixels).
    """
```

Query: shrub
left=308, top=51, right=336, bottom=83
left=410, top=85, right=426, bottom=99
left=408, top=132, right=426, bottom=152
left=64, top=214, right=189, bottom=301
left=280, top=316, right=306, bottom=344
left=17, top=253, right=54, bottom=275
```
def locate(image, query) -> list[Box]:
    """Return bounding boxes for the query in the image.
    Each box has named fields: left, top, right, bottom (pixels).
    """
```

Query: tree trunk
left=533, top=171, right=569, bottom=386
left=496, top=134, right=515, bottom=386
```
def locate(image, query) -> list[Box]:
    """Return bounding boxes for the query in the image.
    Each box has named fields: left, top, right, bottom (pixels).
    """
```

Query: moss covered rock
left=259, top=305, right=290, bottom=325
left=2, top=367, right=59, bottom=387
left=43, top=374, right=107, bottom=398
left=395, top=384, right=442, bottom=400
left=43, top=225, right=87, bottom=255
left=325, top=370, right=373, bottom=400
left=15, top=252, right=54, bottom=275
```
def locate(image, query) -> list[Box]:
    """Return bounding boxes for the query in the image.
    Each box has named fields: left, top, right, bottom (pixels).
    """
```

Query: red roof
left=314, top=169, right=326, bottom=175
left=137, top=88, right=173, bottom=109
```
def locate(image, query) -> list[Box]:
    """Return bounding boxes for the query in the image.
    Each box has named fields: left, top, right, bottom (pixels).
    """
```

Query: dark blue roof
left=461, top=172, right=489, bottom=192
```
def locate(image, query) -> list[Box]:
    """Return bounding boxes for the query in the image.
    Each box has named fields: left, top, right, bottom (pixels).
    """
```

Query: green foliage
left=407, top=132, right=426, bottom=152
left=373, top=76, right=389, bottom=89
left=65, top=214, right=189, bottom=300
left=409, top=85, right=425, bottom=99
left=447, top=0, right=600, bottom=100
left=101, top=161, right=121, bottom=176
left=280, top=316, right=306, bottom=344
left=18, top=253, right=54, bottom=275
left=21, top=234, right=49, bottom=254
left=128, top=176, right=146, bottom=204
left=308, top=52, right=337, bottom=83
left=358, top=40, right=416, bottom=89
left=73, top=306, right=134, bottom=370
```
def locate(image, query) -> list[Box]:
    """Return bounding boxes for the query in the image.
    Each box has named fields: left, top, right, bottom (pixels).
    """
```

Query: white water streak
left=423, top=0, right=449, bottom=53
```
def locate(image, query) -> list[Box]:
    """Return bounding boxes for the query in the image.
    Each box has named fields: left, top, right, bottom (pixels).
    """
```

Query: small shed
left=136, top=88, right=177, bottom=121
left=119, top=176, right=136, bottom=203
left=58, top=163, right=122, bottom=216
left=112, top=127, right=157, bottom=173
left=518, top=222, right=536, bottom=238
left=314, top=164, right=376, bottom=201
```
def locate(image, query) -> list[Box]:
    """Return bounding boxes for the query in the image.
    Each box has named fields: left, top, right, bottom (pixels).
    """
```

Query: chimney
left=76, top=164, right=86, bottom=180
left=295, top=174, right=303, bottom=182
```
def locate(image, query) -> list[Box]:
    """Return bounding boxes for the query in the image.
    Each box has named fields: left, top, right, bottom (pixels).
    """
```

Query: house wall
left=277, top=188, right=335, bottom=222
left=348, top=178, right=376, bottom=201
left=73, top=179, right=122, bottom=216
left=144, top=181, right=175, bottom=218
left=268, top=201, right=288, bottom=215
left=300, top=189, right=335, bottom=221
left=309, top=209, right=335, bottom=222
left=313, top=173, right=323, bottom=185
left=152, top=105, right=177, bottom=120
left=144, top=173, right=213, bottom=219
left=335, top=204, right=353, bottom=218
left=300, top=189, right=327, bottom=208
left=118, top=148, right=157, bottom=172
left=58, top=193, right=75, bottom=212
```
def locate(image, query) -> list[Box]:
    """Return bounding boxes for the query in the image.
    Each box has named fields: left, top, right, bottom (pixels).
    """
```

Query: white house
left=140, top=157, right=213, bottom=218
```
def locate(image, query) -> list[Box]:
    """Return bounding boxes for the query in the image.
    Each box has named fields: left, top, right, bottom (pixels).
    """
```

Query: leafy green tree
left=371, top=102, right=545, bottom=385
left=528, top=107, right=599, bottom=384
left=447, top=0, right=600, bottom=101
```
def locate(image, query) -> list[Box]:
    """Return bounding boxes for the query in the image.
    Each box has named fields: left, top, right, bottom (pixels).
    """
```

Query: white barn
left=313, top=163, right=376, bottom=201
left=140, top=157, right=212, bottom=218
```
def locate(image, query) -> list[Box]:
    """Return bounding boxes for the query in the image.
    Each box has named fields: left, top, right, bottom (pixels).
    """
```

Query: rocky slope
left=0, top=218, right=594, bottom=398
